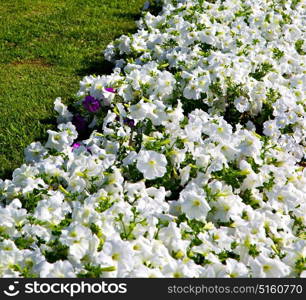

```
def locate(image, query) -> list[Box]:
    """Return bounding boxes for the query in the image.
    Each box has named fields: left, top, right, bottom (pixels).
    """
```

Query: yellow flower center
left=263, top=265, right=271, bottom=272
left=193, top=199, right=201, bottom=207
left=148, top=160, right=156, bottom=166
left=112, top=253, right=120, bottom=261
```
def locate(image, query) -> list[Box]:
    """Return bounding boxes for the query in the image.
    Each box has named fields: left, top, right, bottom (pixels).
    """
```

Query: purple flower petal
left=105, top=87, right=116, bottom=93
left=124, top=118, right=135, bottom=128
left=72, top=143, right=81, bottom=150
left=72, top=114, right=87, bottom=132
left=82, top=95, right=101, bottom=113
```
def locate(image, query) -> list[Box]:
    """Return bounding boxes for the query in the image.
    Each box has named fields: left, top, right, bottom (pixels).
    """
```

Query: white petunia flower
left=24, top=142, right=47, bottom=163
left=136, top=150, right=167, bottom=180
left=250, top=255, right=291, bottom=278
left=54, top=97, right=73, bottom=124
left=39, top=260, right=76, bottom=278
left=178, top=184, right=211, bottom=221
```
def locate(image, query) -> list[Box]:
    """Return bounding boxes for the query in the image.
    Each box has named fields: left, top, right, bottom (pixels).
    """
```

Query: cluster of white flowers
left=0, top=0, right=305, bottom=278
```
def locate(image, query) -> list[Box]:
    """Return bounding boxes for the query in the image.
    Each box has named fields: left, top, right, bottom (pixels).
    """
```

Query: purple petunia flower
left=124, top=118, right=135, bottom=128
left=72, top=142, right=81, bottom=150
left=72, top=114, right=87, bottom=132
left=82, top=95, right=101, bottom=113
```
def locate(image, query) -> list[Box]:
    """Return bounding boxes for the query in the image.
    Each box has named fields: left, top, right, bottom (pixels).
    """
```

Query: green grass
left=0, top=0, right=146, bottom=179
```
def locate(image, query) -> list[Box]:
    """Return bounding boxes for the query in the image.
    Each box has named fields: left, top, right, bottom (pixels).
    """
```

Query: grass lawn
left=0, top=0, right=145, bottom=179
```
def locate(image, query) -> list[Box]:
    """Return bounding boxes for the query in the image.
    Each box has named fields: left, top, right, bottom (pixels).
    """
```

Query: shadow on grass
left=39, top=116, right=57, bottom=126
left=113, top=11, right=142, bottom=20
left=0, top=168, right=14, bottom=180
left=77, top=55, right=114, bottom=77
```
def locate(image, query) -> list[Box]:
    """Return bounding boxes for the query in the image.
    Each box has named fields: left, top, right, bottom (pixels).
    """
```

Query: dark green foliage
left=248, top=244, right=261, bottom=257
left=218, top=250, right=240, bottom=263
left=212, top=164, right=247, bottom=189
left=51, top=213, right=72, bottom=236
left=272, top=48, right=284, bottom=60
left=116, top=207, right=147, bottom=240
left=19, top=189, right=49, bottom=213
left=44, top=239, right=69, bottom=263
left=252, top=88, right=281, bottom=133
left=291, top=0, right=302, bottom=9
left=294, top=257, right=306, bottom=276
left=14, top=236, right=35, bottom=250
left=240, top=189, right=260, bottom=209
left=250, top=62, right=274, bottom=81
left=280, top=124, right=294, bottom=134
left=246, top=157, right=260, bottom=173
left=295, top=40, right=306, bottom=55
left=95, top=196, right=115, bottom=213
left=78, top=264, right=116, bottom=278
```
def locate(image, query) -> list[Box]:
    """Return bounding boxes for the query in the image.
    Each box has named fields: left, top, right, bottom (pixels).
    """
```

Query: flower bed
left=0, top=0, right=305, bottom=277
